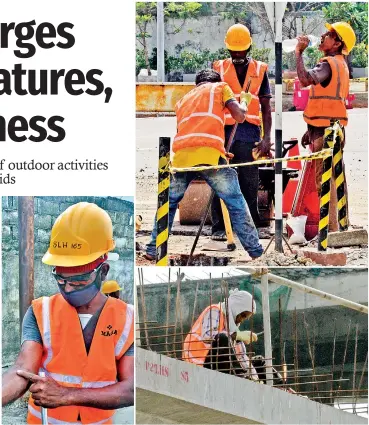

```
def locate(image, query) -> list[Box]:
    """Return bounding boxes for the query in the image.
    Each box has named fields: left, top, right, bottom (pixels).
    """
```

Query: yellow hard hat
left=225, top=24, right=252, bottom=51
left=42, top=202, right=115, bottom=267
left=325, top=22, right=356, bottom=55
left=101, top=280, right=122, bottom=294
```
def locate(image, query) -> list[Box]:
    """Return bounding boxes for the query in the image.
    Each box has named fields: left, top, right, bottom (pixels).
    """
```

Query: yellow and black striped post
left=156, top=137, right=170, bottom=266
left=318, top=122, right=336, bottom=251
left=333, top=126, right=348, bottom=231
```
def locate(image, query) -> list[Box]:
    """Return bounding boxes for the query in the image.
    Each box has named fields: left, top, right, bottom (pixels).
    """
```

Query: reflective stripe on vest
left=183, top=304, right=224, bottom=365
left=214, top=58, right=267, bottom=126
left=304, top=55, right=349, bottom=127
left=115, top=303, right=134, bottom=356
left=42, top=296, right=53, bottom=368
left=28, top=405, right=113, bottom=425
left=173, top=82, right=227, bottom=154
left=39, top=367, right=117, bottom=388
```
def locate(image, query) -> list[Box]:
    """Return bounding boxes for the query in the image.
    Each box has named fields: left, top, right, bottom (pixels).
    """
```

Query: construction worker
left=145, top=69, right=263, bottom=261
left=2, top=202, right=134, bottom=425
left=102, top=280, right=123, bottom=299
left=183, top=289, right=259, bottom=379
left=296, top=22, right=355, bottom=232
left=211, top=23, right=273, bottom=240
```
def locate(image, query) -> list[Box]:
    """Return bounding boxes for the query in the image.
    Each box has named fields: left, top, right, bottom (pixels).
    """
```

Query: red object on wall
left=293, top=78, right=310, bottom=111
left=288, top=160, right=320, bottom=240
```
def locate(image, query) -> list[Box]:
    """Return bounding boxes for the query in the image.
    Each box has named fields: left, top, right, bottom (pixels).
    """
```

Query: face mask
left=232, top=57, right=246, bottom=65
left=58, top=272, right=102, bottom=308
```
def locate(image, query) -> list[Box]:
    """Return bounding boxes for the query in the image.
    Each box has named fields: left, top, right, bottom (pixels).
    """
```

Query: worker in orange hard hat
left=296, top=22, right=356, bottom=232
left=102, top=280, right=123, bottom=299
left=211, top=23, right=273, bottom=241
left=2, top=202, right=134, bottom=424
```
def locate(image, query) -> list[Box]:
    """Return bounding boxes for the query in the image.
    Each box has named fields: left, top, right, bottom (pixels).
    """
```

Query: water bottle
left=282, top=35, right=320, bottom=53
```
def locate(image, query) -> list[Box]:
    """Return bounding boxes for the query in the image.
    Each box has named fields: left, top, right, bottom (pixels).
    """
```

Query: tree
left=216, top=2, right=274, bottom=43
left=136, top=2, right=157, bottom=76
left=322, top=2, right=368, bottom=44
left=136, top=2, right=202, bottom=75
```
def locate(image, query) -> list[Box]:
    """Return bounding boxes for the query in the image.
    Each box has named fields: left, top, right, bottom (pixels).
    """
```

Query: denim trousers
left=146, top=165, right=263, bottom=258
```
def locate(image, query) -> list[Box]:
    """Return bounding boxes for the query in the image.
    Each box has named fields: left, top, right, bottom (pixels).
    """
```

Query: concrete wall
left=136, top=348, right=367, bottom=424
left=2, top=196, right=134, bottom=365
left=137, top=12, right=326, bottom=58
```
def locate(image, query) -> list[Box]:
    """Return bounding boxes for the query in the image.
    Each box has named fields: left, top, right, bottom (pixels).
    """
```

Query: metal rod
left=354, top=352, right=368, bottom=407
left=261, top=271, right=273, bottom=385
left=18, top=196, right=35, bottom=338
left=336, top=320, right=352, bottom=402
left=253, top=271, right=369, bottom=314
left=293, top=307, right=299, bottom=392
left=297, top=389, right=368, bottom=394
left=165, top=268, right=171, bottom=355
left=138, top=269, right=150, bottom=349
left=353, top=323, right=359, bottom=413
left=137, top=325, right=176, bottom=331
left=275, top=378, right=349, bottom=387
left=331, top=317, right=337, bottom=396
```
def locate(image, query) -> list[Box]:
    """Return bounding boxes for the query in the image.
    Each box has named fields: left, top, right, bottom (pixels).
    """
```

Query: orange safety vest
left=303, top=55, right=349, bottom=127
left=172, top=82, right=227, bottom=156
left=28, top=294, right=134, bottom=425
left=183, top=304, right=225, bottom=366
left=213, top=57, right=268, bottom=126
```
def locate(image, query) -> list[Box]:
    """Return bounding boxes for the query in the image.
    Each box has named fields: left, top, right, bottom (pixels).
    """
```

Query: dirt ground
left=136, top=109, right=368, bottom=267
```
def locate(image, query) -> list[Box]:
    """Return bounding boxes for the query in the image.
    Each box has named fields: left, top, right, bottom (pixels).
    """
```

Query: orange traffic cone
left=286, top=138, right=302, bottom=170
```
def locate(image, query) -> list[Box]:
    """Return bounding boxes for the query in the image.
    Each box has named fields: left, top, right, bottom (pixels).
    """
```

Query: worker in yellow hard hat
left=2, top=202, right=134, bottom=424
left=211, top=23, right=273, bottom=240
left=102, top=280, right=122, bottom=299
left=295, top=22, right=355, bottom=232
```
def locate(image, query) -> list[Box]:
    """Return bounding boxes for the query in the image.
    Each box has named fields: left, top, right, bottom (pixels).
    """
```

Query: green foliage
left=136, top=49, right=146, bottom=76
left=322, top=2, right=368, bottom=43
left=351, top=42, right=368, bottom=68
left=216, top=2, right=248, bottom=24
left=304, top=46, right=324, bottom=68
left=164, top=2, right=202, bottom=20
left=282, top=51, right=296, bottom=70
left=250, top=47, right=271, bottom=63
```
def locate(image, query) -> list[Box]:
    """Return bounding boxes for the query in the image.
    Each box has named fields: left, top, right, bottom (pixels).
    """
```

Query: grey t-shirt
left=22, top=305, right=134, bottom=356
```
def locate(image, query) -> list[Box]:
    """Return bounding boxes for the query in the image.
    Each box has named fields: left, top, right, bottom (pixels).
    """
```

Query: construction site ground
left=136, top=109, right=368, bottom=267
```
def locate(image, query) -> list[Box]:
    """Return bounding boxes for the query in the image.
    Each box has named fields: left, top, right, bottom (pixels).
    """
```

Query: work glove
left=240, top=91, right=252, bottom=107
left=236, top=330, right=258, bottom=344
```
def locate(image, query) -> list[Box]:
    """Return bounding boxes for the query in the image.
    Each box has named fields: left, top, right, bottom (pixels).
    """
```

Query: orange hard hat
left=225, top=24, right=252, bottom=51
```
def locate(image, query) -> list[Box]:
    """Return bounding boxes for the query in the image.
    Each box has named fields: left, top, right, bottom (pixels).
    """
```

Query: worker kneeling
left=2, top=202, right=134, bottom=425
left=183, top=289, right=261, bottom=380
left=146, top=69, right=263, bottom=260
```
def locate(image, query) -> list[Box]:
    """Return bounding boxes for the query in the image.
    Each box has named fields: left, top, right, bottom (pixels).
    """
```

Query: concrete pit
left=169, top=254, right=230, bottom=266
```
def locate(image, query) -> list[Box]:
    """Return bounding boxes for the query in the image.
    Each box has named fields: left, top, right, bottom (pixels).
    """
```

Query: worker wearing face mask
left=2, top=202, right=134, bottom=425
left=211, top=24, right=273, bottom=241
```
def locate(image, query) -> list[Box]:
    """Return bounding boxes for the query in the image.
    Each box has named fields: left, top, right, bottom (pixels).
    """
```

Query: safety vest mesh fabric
left=28, top=294, right=134, bottom=425
left=182, top=304, right=225, bottom=366
left=213, top=58, right=267, bottom=126
left=304, top=55, right=349, bottom=127
left=173, top=82, right=227, bottom=155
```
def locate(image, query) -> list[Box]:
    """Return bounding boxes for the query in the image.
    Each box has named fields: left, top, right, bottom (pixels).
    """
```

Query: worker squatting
left=0, top=159, right=108, bottom=170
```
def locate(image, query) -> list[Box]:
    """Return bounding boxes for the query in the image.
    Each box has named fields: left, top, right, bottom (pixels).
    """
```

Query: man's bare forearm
left=296, top=53, right=314, bottom=87
left=2, top=366, right=31, bottom=406
left=64, top=381, right=134, bottom=410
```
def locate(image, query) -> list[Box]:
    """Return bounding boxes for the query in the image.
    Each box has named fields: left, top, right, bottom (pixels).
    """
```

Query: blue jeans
left=146, top=165, right=263, bottom=258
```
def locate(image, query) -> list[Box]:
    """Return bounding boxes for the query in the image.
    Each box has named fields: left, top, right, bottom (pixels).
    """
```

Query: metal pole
left=157, top=2, right=165, bottom=82
left=18, top=196, right=35, bottom=336
left=274, top=2, right=283, bottom=252
left=247, top=269, right=368, bottom=314
left=261, top=270, right=273, bottom=385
